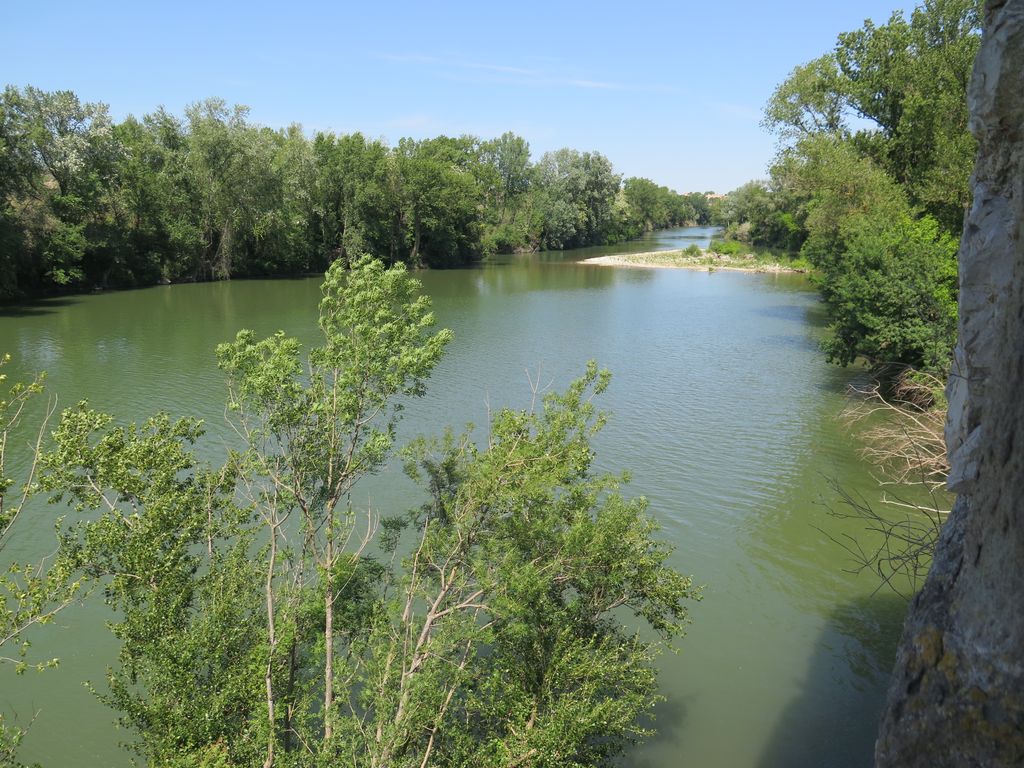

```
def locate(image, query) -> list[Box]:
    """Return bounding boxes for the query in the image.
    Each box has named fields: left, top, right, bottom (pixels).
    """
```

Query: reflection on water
left=754, top=593, right=906, bottom=768
left=0, top=227, right=904, bottom=768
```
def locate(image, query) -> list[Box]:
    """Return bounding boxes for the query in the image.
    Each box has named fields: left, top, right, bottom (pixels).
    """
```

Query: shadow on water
left=625, top=693, right=692, bottom=768
left=754, top=303, right=822, bottom=327
left=755, top=592, right=907, bottom=768
left=0, top=296, right=82, bottom=317
left=761, top=334, right=820, bottom=354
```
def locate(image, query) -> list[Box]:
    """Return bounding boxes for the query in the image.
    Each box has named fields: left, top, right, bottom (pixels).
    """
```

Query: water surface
left=1, top=228, right=905, bottom=767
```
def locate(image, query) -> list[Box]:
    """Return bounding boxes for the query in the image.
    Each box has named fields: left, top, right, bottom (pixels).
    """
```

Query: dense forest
left=0, top=87, right=710, bottom=300
left=712, top=0, right=980, bottom=373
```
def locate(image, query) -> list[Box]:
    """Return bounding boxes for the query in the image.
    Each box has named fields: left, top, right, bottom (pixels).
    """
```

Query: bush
left=708, top=239, right=749, bottom=257
left=821, top=214, right=957, bottom=369
left=482, top=222, right=529, bottom=255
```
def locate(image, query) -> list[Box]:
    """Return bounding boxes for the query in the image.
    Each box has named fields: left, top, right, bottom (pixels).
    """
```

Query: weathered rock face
left=875, top=2, right=1024, bottom=765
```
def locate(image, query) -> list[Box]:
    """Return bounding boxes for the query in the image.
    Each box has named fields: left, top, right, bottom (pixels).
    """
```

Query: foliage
left=820, top=213, right=957, bottom=369
left=35, top=259, right=696, bottom=767
left=0, top=86, right=711, bottom=299
left=8, top=195, right=717, bottom=768
left=533, top=149, right=620, bottom=250
left=379, top=363, right=696, bottom=767
left=621, top=177, right=705, bottom=234
left=715, top=0, right=978, bottom=372
left=707, top=239, right=749, bottom=257
left=765, top=0, right=980, bottom=233
left=39, top=409, right=263, bottom=765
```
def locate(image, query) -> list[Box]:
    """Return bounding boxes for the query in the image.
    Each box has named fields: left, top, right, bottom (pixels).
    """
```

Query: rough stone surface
left=876, top=2, right=1024, bottom=765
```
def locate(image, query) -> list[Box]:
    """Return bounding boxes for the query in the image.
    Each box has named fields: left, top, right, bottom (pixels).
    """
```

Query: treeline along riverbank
left=0, top=86, right=712, bottom=301
left=709, top=0, right=979, bottom=374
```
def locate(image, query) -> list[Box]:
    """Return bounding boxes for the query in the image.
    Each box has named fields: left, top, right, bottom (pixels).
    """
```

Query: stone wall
left=875, top=2, right=1024, bottom=765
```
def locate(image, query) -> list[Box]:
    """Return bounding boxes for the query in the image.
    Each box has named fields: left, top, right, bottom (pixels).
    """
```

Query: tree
left=216, top=254, right=453, bottom=763
left=40, top=259, right=696, bottom=767
left=183, top=99, right=292, bottom=280
left=10, top=86, right=117, bottom=200
left=763, top=55, right=846, bottom=140
left=40, top=407, right=262, bottom=766
left=3, top=83, right=699, bottom=299
left=311, top=131, right=395, bottom=266
left=0, top=86, right=121, bottom=291
left=535, top=149, right=621, bottom=249
left=765, top=0, right=981, bottom=234
left=394, top=137, right=483, bottom=267
left=821, top=212, right=957, bottom=369
left=378, top=364, right=696, bottom=767
left=480, top=131, right=531, bottom=216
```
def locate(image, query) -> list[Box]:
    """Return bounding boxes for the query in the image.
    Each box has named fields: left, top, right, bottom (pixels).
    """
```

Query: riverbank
left=582, top=248, right=808, bottom=273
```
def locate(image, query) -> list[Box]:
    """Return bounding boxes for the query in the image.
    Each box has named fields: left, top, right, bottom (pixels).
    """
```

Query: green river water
left=2, top=227, right=909, bottom=767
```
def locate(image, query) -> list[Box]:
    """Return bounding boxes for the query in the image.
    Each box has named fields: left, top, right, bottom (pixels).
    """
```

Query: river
left=1, top=227, right=906, bottom=767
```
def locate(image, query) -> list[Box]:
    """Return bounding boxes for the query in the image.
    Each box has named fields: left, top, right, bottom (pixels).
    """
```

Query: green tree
left=623, top=178, right=667, bottom=232
left=765, top=0, right=981, bottom=233
left=377, top=364, right=696, bottom=767
left=480, top=131, right=532, bottom=218
left=394, top=136, right=484, bottom=267
left=183, top=99, right=292, bottom=279
left=40, top=408, right=263, bottom=766
left=535, top=149, right=621, bottom=249
left=11, top=86, right=117, bottom=200
left=0, top=85, right=121, bottom=291
left=311, top=132, right=395, bottom=266
left=763, top=55, right=846, bottom=140
left=216, top=255, right=453, bottom=763
left=821, top=213, right=957, bottom=368
left=478, top=132, right=534, bottom=253
left=40, top=260, right=696, bottom=767
left=2, top=85, right=690, bottom=298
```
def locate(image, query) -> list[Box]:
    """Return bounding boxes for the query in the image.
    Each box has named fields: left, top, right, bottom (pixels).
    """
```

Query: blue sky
left=5, top=0, right=919, bottom=192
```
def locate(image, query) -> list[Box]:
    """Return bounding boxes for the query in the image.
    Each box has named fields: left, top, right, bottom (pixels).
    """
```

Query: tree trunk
left=410, top=210, right=422, bottom=267
left=263, top=519, right=279, bottom=768
left=875, top=3, right=1024, bottom=765
left=324, top=515, right=334, bottom=745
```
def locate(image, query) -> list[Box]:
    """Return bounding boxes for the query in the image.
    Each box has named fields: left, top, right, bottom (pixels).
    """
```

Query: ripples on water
left=0, top=228, right=905, bottom=768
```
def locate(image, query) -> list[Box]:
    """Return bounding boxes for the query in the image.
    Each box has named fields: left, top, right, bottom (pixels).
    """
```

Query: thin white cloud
left=374, top=52, right=676, bottom=94
left=465, top=62, right=543, bottom=77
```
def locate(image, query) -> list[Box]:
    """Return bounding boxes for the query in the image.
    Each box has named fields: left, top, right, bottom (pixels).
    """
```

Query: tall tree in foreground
left=41, top=258, right=698, bottom=766
left=216, top=255, right=453, bottom=765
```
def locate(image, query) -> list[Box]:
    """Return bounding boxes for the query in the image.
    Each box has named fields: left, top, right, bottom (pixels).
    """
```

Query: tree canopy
left=21, top=258, right=698, bottom=768
left=715, top=0, right=978, bottom=371
left=0, top=86, right=710, bottom=301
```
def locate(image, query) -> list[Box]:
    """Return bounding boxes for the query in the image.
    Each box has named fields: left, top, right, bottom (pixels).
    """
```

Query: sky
left=3, top=0, right=921, bottom=193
